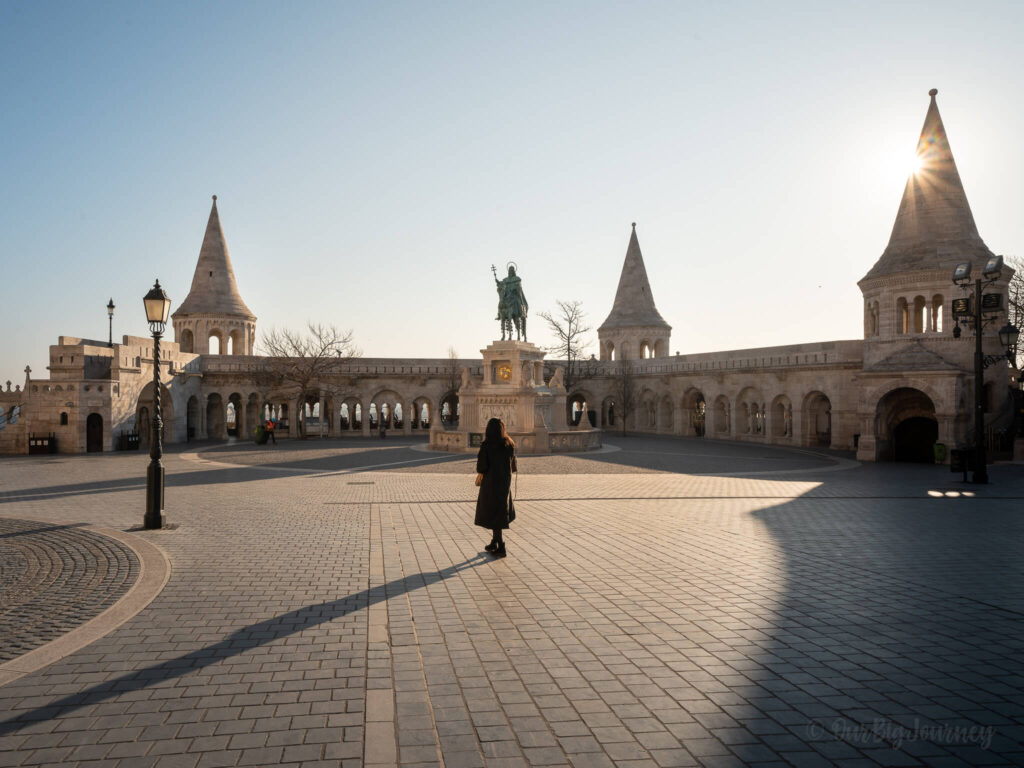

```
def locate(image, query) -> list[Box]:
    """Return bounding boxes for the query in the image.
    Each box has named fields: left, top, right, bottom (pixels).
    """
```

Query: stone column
left=319, top=393, right=325, bottom=439
left=361, top=401, right=370, bottom=437
left=404, top=401, right=413, bottom=436
left=237, top=400, right=246, bottom=441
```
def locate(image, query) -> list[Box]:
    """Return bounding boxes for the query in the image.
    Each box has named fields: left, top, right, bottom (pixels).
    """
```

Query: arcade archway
left=874, top=387, right=938, bottom=463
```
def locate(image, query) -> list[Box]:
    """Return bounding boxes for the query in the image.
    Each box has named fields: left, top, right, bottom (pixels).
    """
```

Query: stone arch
left=803, top=391, right=832, bottom=447
left=206, top=393, right=225, bottom=439
left=568, top=390, right=594, bottom=427
left=136, top=381, right=174, bottom=448
left=713, top=395, right=730, bottom=434
left=412, top=396, right=432, bottom=429
left=226, top=392, right=244, bottom=437
left=371, top=389, right=403, bottom=430
left=681, top=388, right=706, bottom=437
left=639, top=388, right=657, bottom=430
left=770, top=395, right=793, bottom=439
left=440, top=390, right=460, bottom=426
left=658, top=394, right=674, bottom=433
left=737, top=386, right=765, bottom=436
left=86, top=413, right=103, bottom=452
left=607, top=342, right=616, bottom=361
left=931, top=294, right=944, bottom=332
left=873, top=387, right=938, bottom=462
left=246, top=393, right=259, bottom=438
left=230, top=329, right=245, bottom=356
left=186, top=395, right=199, bottom=441
left=208, top=329, right=224, bottom=355
left=180, top=328, right=195, bottom=354
left=896, top=297, right=909, bottom=334
left=639, top=341, right=652, bottom=359
left=337, top=395, right=360, bottom=431
left=602, top=396, right=617, bottom=428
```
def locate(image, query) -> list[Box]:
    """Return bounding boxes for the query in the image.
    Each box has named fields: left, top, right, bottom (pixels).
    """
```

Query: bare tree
left=441, top=346, right=461, bottom=426
left=260, top=323, right=359, bottom=438
left=540, top=300, right=598, bottom=393
left=1008, top=256, right=1023, bottom=369
left=612, top=359, right=638, bottom=436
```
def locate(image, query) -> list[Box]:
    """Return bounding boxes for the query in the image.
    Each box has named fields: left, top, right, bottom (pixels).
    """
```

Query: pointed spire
left=862, top=89, right=994, bottom=281
left=173, top=196, right=255, bottom=319
left=598, top=224, right=671, bottom=331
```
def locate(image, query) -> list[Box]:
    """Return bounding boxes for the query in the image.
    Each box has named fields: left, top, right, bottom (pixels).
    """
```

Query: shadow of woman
left=0, top=553, right=492, bottom=736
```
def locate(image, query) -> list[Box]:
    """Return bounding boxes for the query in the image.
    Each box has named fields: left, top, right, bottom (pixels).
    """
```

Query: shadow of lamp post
left=143, top=280, right=171, bottom=529
left=952, top=256, right=1020, bottom=483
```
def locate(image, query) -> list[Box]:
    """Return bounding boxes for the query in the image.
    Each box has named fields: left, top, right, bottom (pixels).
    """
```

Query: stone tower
left=172, top=196, right=257, bottom=355
left=856, top=89, right=1013, bottom=459
left=598, top=223, right=671, bottom=360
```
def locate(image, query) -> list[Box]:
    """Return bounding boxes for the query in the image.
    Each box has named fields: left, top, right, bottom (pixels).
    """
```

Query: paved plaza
left=1, top=436, right=1023, bottom=768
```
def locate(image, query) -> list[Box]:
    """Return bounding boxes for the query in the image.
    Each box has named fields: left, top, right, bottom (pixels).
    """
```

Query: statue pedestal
left=430, top=340, right=601, bottom=453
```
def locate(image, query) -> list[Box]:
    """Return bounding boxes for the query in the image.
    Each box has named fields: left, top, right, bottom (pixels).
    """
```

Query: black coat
left=474, top=440, right=517, bottom=529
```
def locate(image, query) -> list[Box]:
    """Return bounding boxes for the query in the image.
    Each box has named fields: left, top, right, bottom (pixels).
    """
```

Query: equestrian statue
left=492, top=263, right=528, bottom=341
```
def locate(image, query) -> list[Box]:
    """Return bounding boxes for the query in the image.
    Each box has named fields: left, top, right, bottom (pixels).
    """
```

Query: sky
left=2, top=1, right=1023, bottom=385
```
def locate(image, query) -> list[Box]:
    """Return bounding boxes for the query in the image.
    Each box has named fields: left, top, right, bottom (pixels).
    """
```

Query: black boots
left=485, top=539, right=498, bottom=552
left=491, top=542, right=506, bottom=558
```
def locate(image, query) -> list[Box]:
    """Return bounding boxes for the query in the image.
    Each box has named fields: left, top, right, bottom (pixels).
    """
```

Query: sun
left=910, top=152, right=925, bottom=175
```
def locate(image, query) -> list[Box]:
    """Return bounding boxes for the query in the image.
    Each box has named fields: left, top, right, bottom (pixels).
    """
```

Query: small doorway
left=86, top=413, right=103, bottom=452
left=894, top=417, right=938, bottom=463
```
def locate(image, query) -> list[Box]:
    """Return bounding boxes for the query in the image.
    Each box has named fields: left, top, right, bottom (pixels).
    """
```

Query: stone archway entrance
left=86, top=413, right=103, bottom=452
left=874, top=387, right=938, bottom=463
left=894, top=417, right=939, bottom=462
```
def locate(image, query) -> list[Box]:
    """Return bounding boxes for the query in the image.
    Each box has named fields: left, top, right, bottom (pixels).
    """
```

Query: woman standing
left=475, top=417, right=517, bottom=558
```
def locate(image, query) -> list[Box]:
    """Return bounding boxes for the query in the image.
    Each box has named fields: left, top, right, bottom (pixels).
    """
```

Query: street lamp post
left=143, top=280, right=172, bottom=529
left=952, top=257, right=1019, bottom=484
left=107, top=298, right=115, bottom=347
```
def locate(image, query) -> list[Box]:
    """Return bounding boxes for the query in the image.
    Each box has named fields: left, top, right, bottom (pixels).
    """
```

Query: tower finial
left=212, top=194, right=217, bottom=202
left=631, top=222, right=636, bottom=229
left=929, top=88, right=938, bottom=97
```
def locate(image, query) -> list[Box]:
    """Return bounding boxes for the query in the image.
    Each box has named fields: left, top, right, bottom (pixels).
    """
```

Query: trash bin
left=933, top=442, right=947, bottom=463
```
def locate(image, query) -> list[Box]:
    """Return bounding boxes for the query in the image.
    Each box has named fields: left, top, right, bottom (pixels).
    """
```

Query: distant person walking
left=474, top=417, right=517, bottom=558
left=264, top=418, right=276, bottom=444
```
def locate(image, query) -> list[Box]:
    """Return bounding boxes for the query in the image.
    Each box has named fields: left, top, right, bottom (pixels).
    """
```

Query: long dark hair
left=484, top=417, right=515, bottom=449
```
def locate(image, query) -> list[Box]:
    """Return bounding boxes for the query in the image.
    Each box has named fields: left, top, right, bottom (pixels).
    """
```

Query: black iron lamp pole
left=970, top=275, right=988, bottom=484
left=952, top=257, right=1019, bottom=484
left=107, top=298, right=115, bottom=347
left=143, top=280, right=171, bottom=529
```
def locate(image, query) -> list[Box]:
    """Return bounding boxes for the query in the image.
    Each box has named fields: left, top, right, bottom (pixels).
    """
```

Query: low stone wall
left=430, top=426, right=601, bottom=454
left=548, top=429, right=602, bottom=453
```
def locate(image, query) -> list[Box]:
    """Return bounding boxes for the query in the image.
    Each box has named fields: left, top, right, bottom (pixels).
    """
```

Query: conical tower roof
left=173, top=196, right=256, bottom=319
left=860, top=89, right=994, bottom=283
left=599, top=224, right=671, bottom=331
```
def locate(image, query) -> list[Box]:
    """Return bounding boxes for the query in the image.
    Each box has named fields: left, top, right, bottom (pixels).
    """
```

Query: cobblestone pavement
left=0, top=436, right=1023, bottom=767
left=0, top=519, right=139, bottom=662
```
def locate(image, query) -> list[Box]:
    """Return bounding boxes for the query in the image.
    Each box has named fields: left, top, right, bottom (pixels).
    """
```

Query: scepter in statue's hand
left=491, top=264, right=498, bottom=284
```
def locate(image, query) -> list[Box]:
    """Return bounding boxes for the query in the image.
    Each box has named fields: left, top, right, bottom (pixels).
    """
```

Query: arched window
left=931, top=294, right=944, bottom=333
left=897, top=298, right=909, bottom=334
left=60, top=412, right=69, bottom=425
left=609, top=344, right=616, bottom=361
left=209, top=334, right=221, bottom=354
left=913, top=296, right=926, bottom=333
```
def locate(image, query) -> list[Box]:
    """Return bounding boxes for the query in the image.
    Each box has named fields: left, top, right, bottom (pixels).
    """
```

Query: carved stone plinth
left=430, top=340, right=601, bottom=453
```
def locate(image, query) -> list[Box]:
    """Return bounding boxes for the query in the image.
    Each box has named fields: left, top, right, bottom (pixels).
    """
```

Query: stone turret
left=598, top=223, right=671, bottom=360
left=172, top=196, right=256, bottom=355
left=854, top=89, right=1013, bottom=463
left=858, top=90, right=1009, bottom=364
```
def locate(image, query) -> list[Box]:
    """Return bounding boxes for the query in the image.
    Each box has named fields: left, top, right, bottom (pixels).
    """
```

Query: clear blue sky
left=2, top=1, right=1022, bottom=385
